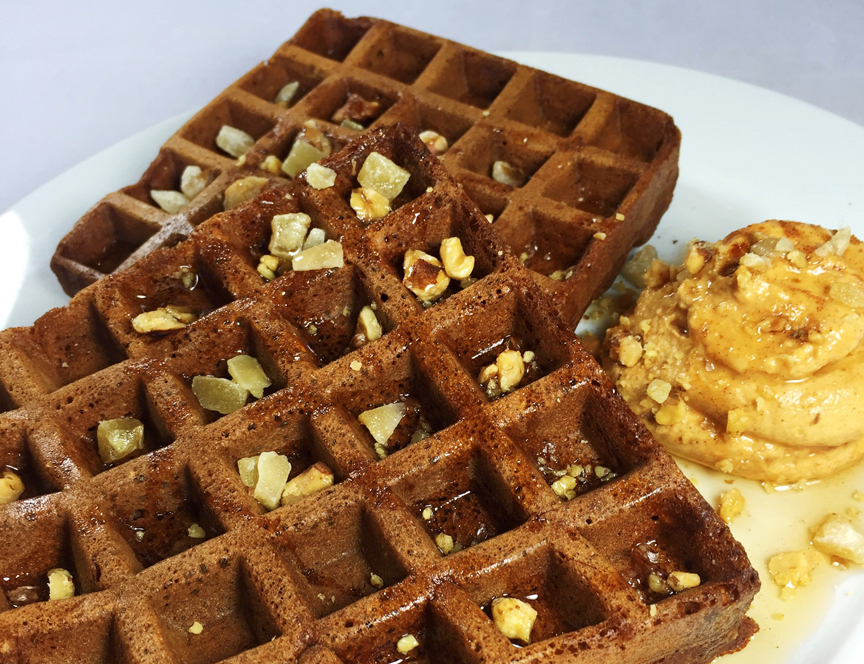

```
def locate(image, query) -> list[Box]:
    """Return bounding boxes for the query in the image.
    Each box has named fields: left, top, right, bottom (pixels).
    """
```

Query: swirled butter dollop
left=604, top=220, right=864, bottom=483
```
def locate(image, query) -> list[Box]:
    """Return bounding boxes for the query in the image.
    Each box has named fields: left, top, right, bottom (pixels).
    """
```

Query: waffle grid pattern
left=4, top=126, right=753, bottom=663
left=50, top=9, right=680, bottom=327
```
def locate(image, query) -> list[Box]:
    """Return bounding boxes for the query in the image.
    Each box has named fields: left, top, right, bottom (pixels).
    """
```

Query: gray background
left=2, top=0, right=862, bottom=213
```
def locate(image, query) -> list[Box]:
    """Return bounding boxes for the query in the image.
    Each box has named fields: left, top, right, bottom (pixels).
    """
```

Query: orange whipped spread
left=604, top=220, right=864, bottom=482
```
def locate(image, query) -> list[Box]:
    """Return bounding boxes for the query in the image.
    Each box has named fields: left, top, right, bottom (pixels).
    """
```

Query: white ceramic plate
left=2, top=53, right=864, bottom=663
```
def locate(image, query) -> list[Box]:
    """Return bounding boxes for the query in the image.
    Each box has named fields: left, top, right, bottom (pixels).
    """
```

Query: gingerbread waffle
left=3, top=125, right=753, bottom=663
left=49, top=8, right=680, bottom=328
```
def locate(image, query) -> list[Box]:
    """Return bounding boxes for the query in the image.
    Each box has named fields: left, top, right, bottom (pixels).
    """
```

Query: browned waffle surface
left=3, top=126, right=751, bottom=663
left=50, top=8, right=680, bottom=328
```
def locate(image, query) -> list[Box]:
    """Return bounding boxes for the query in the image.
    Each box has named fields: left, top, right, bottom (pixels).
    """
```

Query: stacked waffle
left=1, top=123, right=756, bottom=663
left=50, top=9, right=680, bottom=329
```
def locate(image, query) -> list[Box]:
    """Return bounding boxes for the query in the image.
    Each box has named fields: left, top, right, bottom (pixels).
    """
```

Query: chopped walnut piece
left=237, top=456, right=259, bottom=488
left=750, top=236, right=781, bottom=257
left=282, top=140, right=326, bottom=178
left=435, top=532, right=454, bottom=554
left=418, top=130, right=449, bottom=156
left=332, top=93, right=381, bottom=125
left=227, top=355, right=271, bottom=399
left=187, top=523, right=206, bottom=539
left=351, top=187, right=391, bottom=221
left=767, top=549, right=820, bottom=593
left=594, top=465, right=612, bottom=479
left=814, top=226, right=852, bottom=258
left=439, top=237, right=475, bottom=280
left=396, top=634, right=419, bottom=655
left=306, top=162, right=337, bottom=190
left=357, top=151, right=411, bottom=202
left=718, top=488, right=745, bottom=523
left=299, top=120, right=332, bottom=153
left=610, top=335, right=643, bottom=368
left=132, top=305, right=197, bottom=334
left=646, top=379, right=672, bottom=404
left=812, top=514, right=864, bottom=564
left=739, top=252, right=770, bottom=270
left=655, top=400, right=686, bottom=425
left=403, top=250, right=450, bottom=303
left=274, top=81, right=300, bottom=108
left=97, top=418, right=144, bottom=464
left=491, top=160, right=526, bottom=187
left=270, top=213, right=311, bottom=259
left=150, top=189, right=189, bottom=214
left=667, top=571, right=701, bottom=592
left=180, top=165, right=210, bottom=200
left=216, top=125, right=255, bottom=158
left=281, top=462, right=335, bottom=506
left=477, top=363, right=498, bottom=384
left=177, top=267, right=197, bottom=289
left=257, top=254, right=280, bottom=281
left=644, top=260, right=671, bottom=288
left=47, top=568, right=75, bottom=601
left=684, top=242, right=711, bottom=275
left=260, top=155, right=283, bottom=176
left=496, top=349, right=525, bottom=392
left=355, top=305, right=383, bottom=345
left=223, top=176, right=269, bottom=210
left=0, top=469, right=24, bottom=504
left=359, top=402, right=407, bottom=450
left=787, top=249, right=807, bottom=268
left=254, top=451, right=292, bottom=511
left=292, top=240, right=344, bottom=271
left=551, top=474, right=577, bottom=500
left=192, top=376, right=249, bottom=415
left=491, top=597, right=537, bottom=643
left=303, top=228, right=326, bottom=250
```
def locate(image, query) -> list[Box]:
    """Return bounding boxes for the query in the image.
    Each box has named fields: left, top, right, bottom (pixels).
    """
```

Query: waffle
left=3, top=124, right=754, bottom=663
left=49, top=8, right=680, bottom=328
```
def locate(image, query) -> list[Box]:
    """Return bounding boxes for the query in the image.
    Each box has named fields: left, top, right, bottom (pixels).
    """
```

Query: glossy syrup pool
left=678, top=457, right=864, bottom=663
left=415, top=486, right=507, bottom=553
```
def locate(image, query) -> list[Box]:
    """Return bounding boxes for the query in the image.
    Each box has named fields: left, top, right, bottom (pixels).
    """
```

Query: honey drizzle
left=677, top=457, right=863, bottom=662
